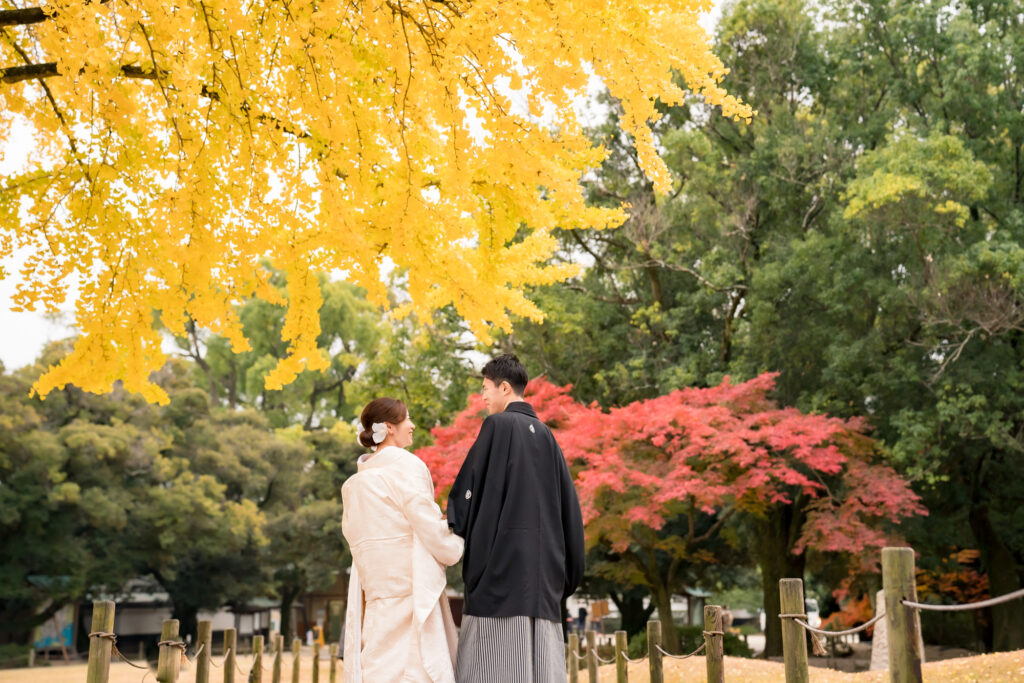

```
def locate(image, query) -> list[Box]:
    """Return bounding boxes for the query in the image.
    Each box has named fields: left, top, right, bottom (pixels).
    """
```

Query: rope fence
left=83, top=602, right=733, bottom=683
left=82, top=612, right=308, bottom=683
left=84, top=555, right=1024, bottom=683
left=779, top=546, right=1024, bottom=683
left=88, top=631, right=151, bottom=672
left=902, top=585, right=1024, bottom=612
left=784, top=612, right=885, bottom=638
left=567, top=611, right=726, bottom=683
left=656, top=641, right=706, bottom=659
left=207, top=647, right=227, bottom=667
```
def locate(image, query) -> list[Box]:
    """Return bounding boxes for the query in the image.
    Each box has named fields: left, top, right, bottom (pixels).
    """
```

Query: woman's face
left=389, top=413, right=415, bottom=449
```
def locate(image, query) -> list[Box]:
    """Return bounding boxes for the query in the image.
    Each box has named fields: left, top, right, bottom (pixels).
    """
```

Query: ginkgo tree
left=418, top=375, right=925, bottom=652
left=0, top=1, right=750, bottom=403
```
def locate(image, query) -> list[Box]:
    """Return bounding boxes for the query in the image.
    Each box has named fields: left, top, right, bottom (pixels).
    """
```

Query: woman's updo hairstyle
left=358, top=397, right=408, bottom=449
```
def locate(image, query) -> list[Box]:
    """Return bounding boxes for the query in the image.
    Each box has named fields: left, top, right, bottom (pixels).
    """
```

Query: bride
left=342, top=397, right=464, bottom=683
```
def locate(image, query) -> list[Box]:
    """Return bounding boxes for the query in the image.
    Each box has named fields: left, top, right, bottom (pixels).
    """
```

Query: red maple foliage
left=416, top=378, right=581, bottom=498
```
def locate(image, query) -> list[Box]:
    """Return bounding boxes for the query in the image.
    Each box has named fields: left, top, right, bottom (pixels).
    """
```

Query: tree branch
left=1, top=61, right=169, bottom=84
left=0, top=7, right=46, bottom=27
left=0, top=34, right=89, bottom=178
left=1, top=60, right=314, bottom=140
left=692, top=506, right=736, bottom=545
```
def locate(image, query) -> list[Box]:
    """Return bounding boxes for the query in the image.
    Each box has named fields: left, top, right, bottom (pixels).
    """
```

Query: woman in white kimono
left=342, top=397, right=464, bottom=683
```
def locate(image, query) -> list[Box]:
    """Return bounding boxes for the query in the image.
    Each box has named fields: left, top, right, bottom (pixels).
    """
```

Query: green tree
left=512, top=0, right=1024, bottom=654
left=0, top=361, right=142, bottom=645
left=177, top=270, right=383, bottom=428
left=352, top=306, right=477, bottom=448
left=264, top=426, right=358, bottom=639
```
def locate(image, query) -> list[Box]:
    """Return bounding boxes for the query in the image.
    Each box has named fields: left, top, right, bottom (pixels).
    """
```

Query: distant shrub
left=628, top=624, right=752, bottom=659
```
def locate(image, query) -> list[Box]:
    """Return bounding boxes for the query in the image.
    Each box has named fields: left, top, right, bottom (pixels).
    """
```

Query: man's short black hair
left=481, top=354, right=529, bottom=395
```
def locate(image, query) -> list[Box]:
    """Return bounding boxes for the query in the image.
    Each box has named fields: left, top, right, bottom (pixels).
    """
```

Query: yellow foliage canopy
left=0, top=0, right=749, bottom=403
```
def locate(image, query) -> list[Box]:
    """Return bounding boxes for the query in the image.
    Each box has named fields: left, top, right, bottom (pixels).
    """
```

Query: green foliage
left=507, top=0, right=1024, bottom=654
left=0, top=644, right=33, bottom=669
left=351, top=307, right=477, bottom=449
left=0, top=270, right=477, bottom=646
left=173, top=267, right=475, bottom=443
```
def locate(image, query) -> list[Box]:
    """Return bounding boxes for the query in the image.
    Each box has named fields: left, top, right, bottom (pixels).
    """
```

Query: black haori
left=447, top=401, right=586, bottom=622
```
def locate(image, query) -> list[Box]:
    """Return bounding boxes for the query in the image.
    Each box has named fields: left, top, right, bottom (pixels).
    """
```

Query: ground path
left=1, top=650, right=1021, bottom=682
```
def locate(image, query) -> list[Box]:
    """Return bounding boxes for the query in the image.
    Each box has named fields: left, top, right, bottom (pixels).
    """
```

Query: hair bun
left=357, top=397, right=408, bottom=451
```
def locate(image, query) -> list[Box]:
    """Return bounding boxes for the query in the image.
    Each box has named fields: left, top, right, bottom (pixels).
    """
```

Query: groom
left=447, top=354, right=585, bottom=682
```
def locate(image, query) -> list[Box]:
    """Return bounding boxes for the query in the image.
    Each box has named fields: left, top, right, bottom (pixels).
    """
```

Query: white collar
left=357, top=446, right=403, bottom=471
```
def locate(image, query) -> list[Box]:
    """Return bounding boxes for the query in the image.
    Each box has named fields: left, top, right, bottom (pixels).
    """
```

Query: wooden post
left=586, top=630, right=598, bottom=683
left=780, top=579, right=810, bottom=683
left=272, top=634, right=283, bottom=683
left=329, top=643, right=338, bottom=683
left=647, top=620, right=663, bottom=683
left=568, top=632, right=579, bottom=683
left=614, top=630, right=628, bottom=683
left=704, top=605, right=724, bottom=683
left=291, top=638, right=301, bottom=683
left=85, top=600, right=115, bottom=683
left=223, top=628, right=237, bottom=683
left=311, top=644, right=321, bottom=683
left=138, top=641, right=146, bottom=661
left=252, top=635, right=264, bottom=683
left=157, top=619, right=181, bottom=683
left=196, top=620, right=212, bottom=683
left=883, top=547, right=924, bottom=683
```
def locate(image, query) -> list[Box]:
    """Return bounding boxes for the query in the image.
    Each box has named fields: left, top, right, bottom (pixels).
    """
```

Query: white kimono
left=341, top=446, right=464, bottom=683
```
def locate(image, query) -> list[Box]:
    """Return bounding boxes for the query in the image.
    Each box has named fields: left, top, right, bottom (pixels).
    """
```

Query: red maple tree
left=416, top=374, right=926, bottom=653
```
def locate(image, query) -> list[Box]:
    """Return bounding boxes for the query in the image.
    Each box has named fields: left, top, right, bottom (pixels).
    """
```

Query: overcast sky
left=0, top=5, right=724, bottom=372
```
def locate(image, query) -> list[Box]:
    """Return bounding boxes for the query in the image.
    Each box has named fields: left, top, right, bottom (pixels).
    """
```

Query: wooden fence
left=779, top=546, right=1024, bottom=683
left=567, top=605, right=725, bottom=683
left=84, top=605, right=339, bottom=683
left=83, top=603, right=729, bottom=682
left=84, top=545, right=1024, bottom=682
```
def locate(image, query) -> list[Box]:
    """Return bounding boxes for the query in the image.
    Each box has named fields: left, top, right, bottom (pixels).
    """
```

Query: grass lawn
left=1, top=649, right=1022, bottom=681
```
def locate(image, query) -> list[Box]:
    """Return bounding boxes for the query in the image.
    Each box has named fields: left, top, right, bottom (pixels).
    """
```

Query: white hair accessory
left=368, top=422, right=389, bottom=452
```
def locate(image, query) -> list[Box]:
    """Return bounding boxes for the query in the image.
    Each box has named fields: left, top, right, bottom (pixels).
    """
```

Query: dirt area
left=2, top=648, right=1022, bottom=682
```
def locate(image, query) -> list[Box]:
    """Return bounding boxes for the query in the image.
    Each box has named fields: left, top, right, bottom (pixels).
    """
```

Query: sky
left=0, top=3, right=725, bottom=372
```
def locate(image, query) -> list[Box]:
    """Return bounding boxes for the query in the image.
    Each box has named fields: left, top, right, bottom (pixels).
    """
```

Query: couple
left=341, top=354, right=585, bottom=683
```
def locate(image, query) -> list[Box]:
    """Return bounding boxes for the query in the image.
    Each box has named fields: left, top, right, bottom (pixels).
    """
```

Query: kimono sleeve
left=446, top=415, right=497, bottom=538
left=402, top=460, right=464, bottom=567
left=557, top=442, right=586, bottom=598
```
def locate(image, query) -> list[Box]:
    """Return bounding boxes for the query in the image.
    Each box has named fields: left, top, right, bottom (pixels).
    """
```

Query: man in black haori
left=447, top=354, right=586, bottom=683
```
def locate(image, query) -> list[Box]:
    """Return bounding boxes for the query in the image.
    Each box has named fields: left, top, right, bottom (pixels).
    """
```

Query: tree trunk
left=756, top=503, right=807, bottom=658
left=280, top=587, right=301, bottom=640
left=650, top=584, right=680, bottom=654
left=171, top=602, right=200, bottom=647
left=609, top=590, right=656, bottom=640
left=969, top=503, right=1024, bottom=651
left=226, top=358, right=239, bottom=408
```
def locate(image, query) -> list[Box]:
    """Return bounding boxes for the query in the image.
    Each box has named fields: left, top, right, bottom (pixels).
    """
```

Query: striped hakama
left=455, top=615, right=565, bottom=683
